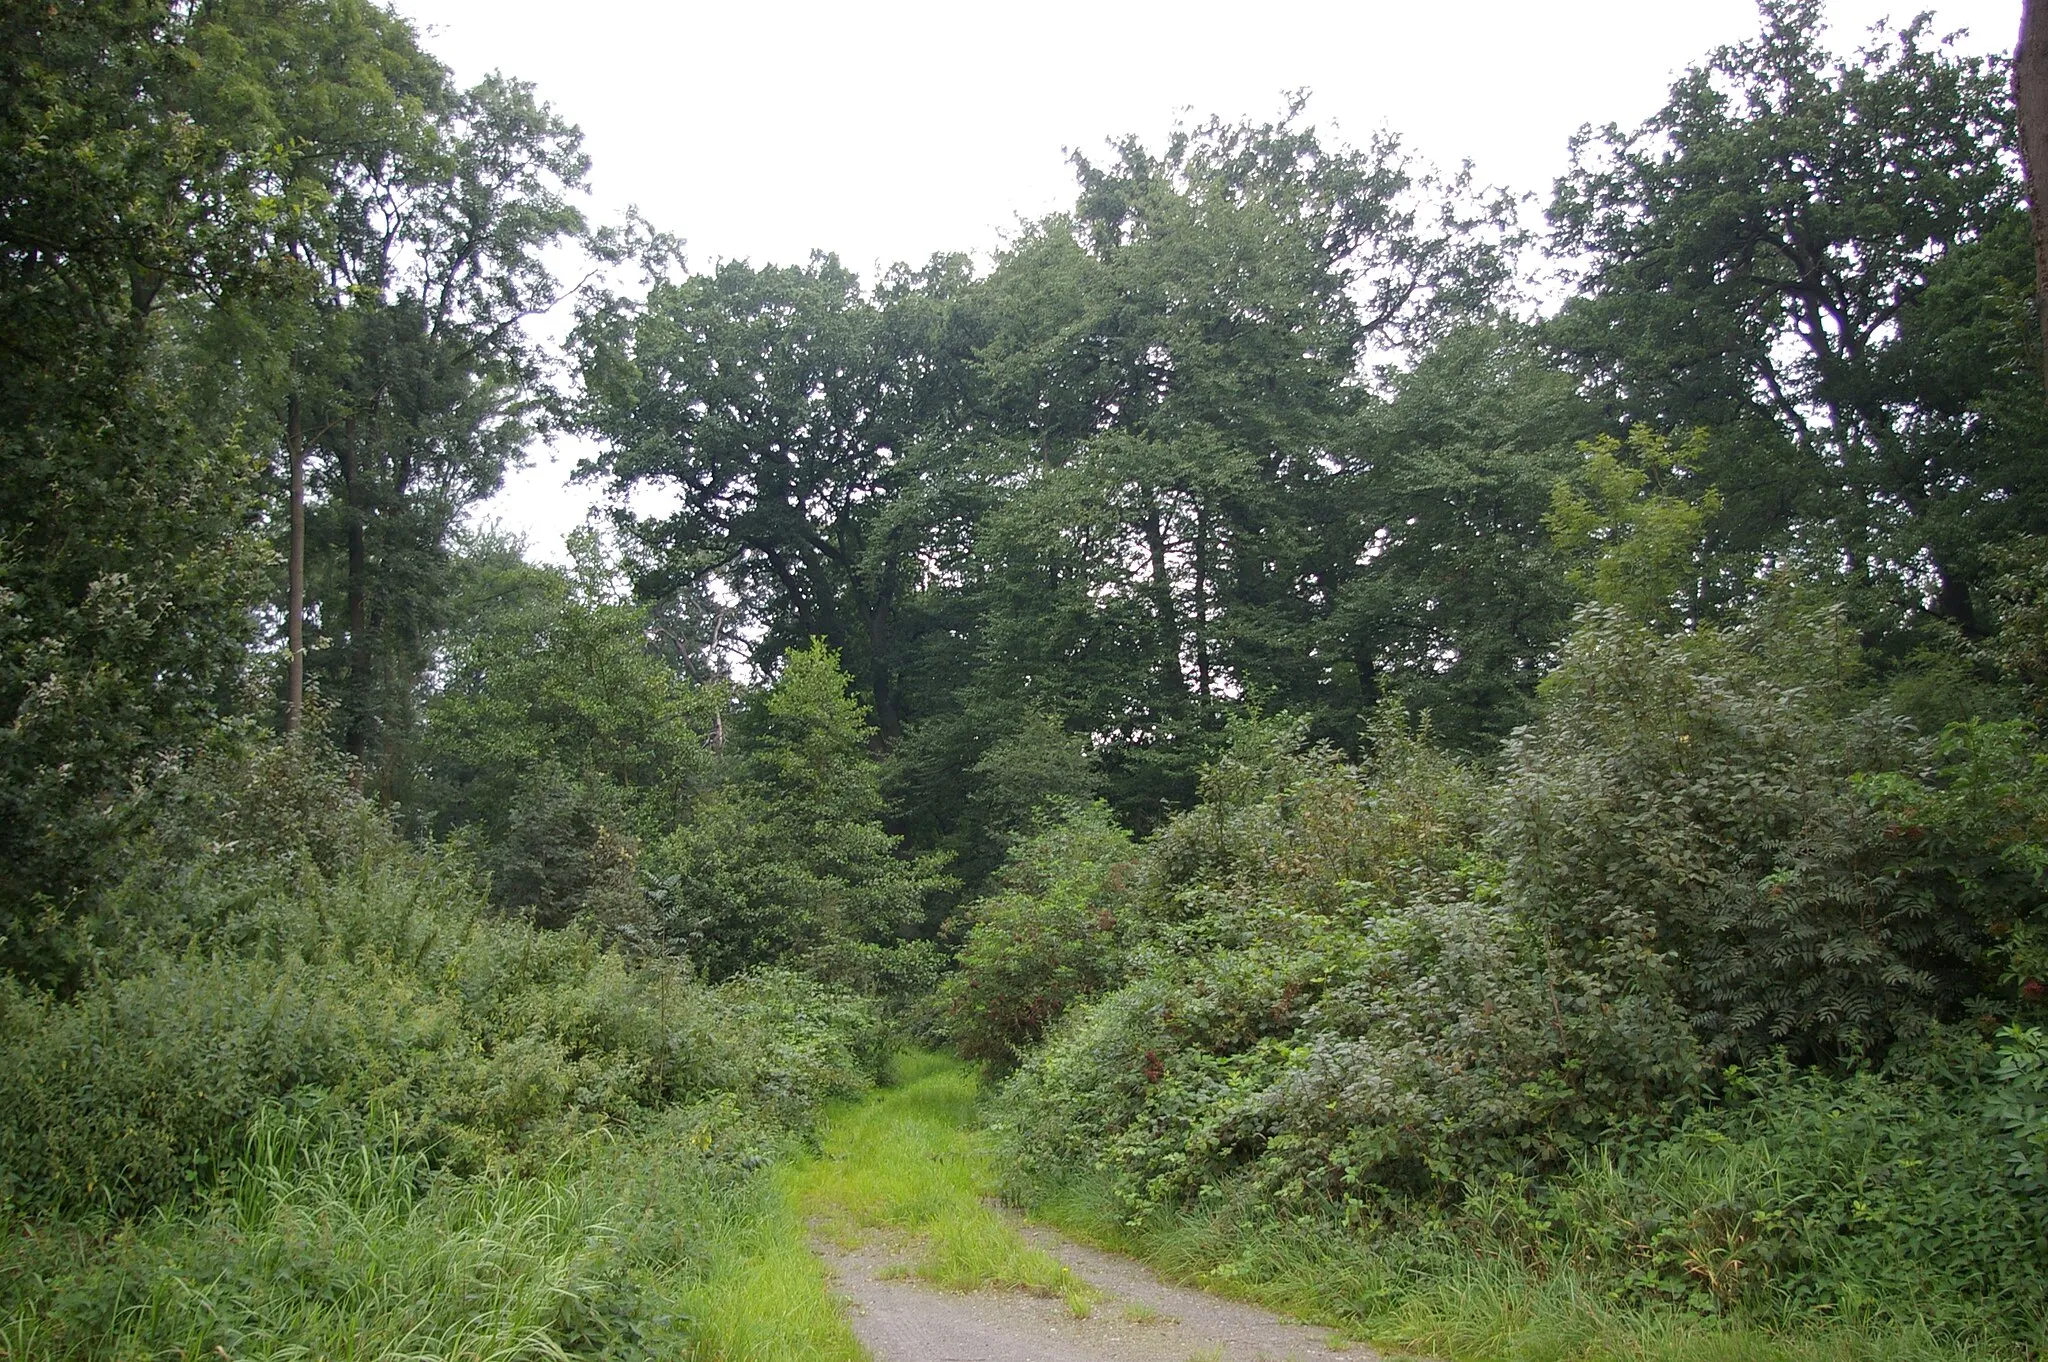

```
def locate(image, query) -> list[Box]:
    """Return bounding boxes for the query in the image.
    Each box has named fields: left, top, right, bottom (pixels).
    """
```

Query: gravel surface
left=815, top=1220, right=1377, bottom=1362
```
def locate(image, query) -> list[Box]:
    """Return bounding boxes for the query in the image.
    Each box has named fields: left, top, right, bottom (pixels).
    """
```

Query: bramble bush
left=985, top=602, right=2048, bottom=1342
left=0, top=737, right=881, bottom=1221
left=994, top=701, right=1698, bottom=1212
left=939, top=802, right=1138, bottom=1069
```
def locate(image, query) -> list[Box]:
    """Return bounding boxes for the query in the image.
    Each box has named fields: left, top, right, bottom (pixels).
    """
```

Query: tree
left=0, top=0, right=588, bottom=976
left=1550, top=0, right=2045, bottom=634
left=938, top=109, right=1515, bottom=824
left=165, top=7, right=589, bottom=778
left=283, top=74, right=587, bottom=781
left=414, top=537, right=714, bottom=931
left=2017, top=0, right=2048, bottom=390
left=1, top=0, right=285, bottom=979
left=646, top=641, right=950, bottom=983
left=573, top=253, right=986, bottom=743
left=1328, top=321, right=1600, bottom=746
left=1546, top=428, right=1728, bottom=631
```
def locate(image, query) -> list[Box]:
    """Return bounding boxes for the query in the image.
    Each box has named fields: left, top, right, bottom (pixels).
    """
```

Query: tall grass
left=0, top=1106, right=863, bottom=1362
left=0, top=742, right=886, bottom=1360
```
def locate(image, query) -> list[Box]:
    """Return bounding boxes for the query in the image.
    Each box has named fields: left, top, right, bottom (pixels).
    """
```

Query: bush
left=1453, top=1038, right=2048, bottom=1336
left=1496, top=605, right=1977, bottom=1065
left=988, top=605, right=2048, bottom=1346
left=991, top=706, right=1700, bottom=1214
left=940, top=803, right=1138, bottom=1069
left=0, top=740, right=881, bottom=1220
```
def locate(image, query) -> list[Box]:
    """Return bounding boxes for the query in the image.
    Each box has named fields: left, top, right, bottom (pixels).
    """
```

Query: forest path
left=788, top=1053, right=1374, bottom=1362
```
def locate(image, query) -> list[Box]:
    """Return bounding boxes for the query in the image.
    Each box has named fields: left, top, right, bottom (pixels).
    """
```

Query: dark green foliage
left=18, top=0, right=2048, bottom=1352
left=994, top=705, right=1701, bottom=1213
left=940, top=804, right=1137, bottom=1069
left=1009, top=1035, right=2048, bottom=1347
left=646, top=641, right=950, bottom=985
left=1517, top=1048, right=2048, bottom=1327
left=1501, top=605, right=1992, bottom=1064
left=573, top=252, right=985, bottom=743
left=991, top=600, right=2048, bottom=1222
left=284, top=67, right=589, bottom=775
left=1330, top=321, right=1597, bottom=747
left=414, top=546, right=713, bottom=933
left=0, top=739, right=880, bottom=1222
left=1549, top=0, right=2046, bottom=635
left=0, top=0, right=282, bottom=979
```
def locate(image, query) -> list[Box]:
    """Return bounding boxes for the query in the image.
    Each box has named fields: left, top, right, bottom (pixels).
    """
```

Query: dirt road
left=818, top=1220, right=1374, bottom=1362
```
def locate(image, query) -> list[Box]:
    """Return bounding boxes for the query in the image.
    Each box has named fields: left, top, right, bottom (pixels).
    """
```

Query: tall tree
left=952, top=110, right=1514, bottom=815
left=171, top=12, right=588, bottom=778
left=1550, top=0, right=2044, bottom=634
left=291, top=76, right=587, bottom=780
left=0, top=0, right=287, bottom=978
left=2018, top=0, right=2048, bottom=390
left=1330, top=321, right=1601, bottom=746
left=572, top=252, right=985, bottom=741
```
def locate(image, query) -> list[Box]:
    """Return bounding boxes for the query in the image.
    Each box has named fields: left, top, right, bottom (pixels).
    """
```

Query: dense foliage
left=11, top=0, right=2048, bottom=1353
left=978, top=610, right=2048, bottom=1342
left=0, top=738, right=881, bottom=1356
left=0, top=739, right=880, bottom=1220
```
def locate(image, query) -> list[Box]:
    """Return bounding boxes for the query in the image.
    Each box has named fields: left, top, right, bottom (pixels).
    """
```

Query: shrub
left=1497, top=605, right=2004, bottom=1065
left=1463, top=1038, right=2048, bottom=1335
left=941, top=803, right=1138, bottom=1069
left=992, top=706, right=1699, bottom=1213
left=0, top=740, right=881, bottom=1220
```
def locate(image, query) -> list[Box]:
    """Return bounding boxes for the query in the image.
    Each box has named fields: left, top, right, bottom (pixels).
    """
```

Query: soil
left=814, top=1217, right=1383, bottom=1362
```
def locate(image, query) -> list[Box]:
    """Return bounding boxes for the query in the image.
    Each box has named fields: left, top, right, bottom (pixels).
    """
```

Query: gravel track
left=815, top=1219, right=1378, bottom=1362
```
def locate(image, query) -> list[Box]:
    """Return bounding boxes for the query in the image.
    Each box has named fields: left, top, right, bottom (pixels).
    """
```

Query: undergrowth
left=0, top=1103, right=865, bottom=1361
left=1016, top=1170, right=2030, bottom=1362
left=0, top=739, right=881, bottom=1360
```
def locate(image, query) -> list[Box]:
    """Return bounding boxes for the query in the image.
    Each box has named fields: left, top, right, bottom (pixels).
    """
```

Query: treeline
left=16, top=0, right=2042, bottom=971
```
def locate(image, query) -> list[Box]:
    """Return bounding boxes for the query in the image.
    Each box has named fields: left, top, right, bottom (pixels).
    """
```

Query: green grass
left=0, top=1106, right=866, bottom=1362
left=1019, top=1172, right=2025, bottom=1362
left=682, top=1166, right=868, bottom=1362
left=789, top=1050, right=1094, bottom=1314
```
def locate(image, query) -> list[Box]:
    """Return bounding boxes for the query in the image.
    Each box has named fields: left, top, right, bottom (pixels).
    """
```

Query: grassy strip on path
left=786, top=1050, right=1095, bottom=1316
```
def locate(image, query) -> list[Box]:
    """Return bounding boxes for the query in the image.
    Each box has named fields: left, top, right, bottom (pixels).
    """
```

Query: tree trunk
left=1139, top=494, right=1187, bottom=696
left=341, top=415, right=370, bottom=759
left=1192, top=502, right=1212, bottom=704
left=285, top=394, right=306, bottom=733
left=866, top=602, right=901, bottom=743
left=2018, top=0, right=2048, bottom=392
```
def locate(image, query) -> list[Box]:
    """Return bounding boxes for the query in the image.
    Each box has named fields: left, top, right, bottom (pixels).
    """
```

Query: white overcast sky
left=409, top=0, right=2018, bottom=562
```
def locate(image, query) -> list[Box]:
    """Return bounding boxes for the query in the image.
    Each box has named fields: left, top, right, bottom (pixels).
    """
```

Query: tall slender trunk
left=1192, top=502, right=1211, bottom=704
left=866, top=604, right=901, bottom=743
left=341, top=415, right=369, bottom=759
left=285, top=394, right=306, bottom=733
left=2018, top=0, right=2048, bottom=392
left=1139, top=493, right=1187, bottom=696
